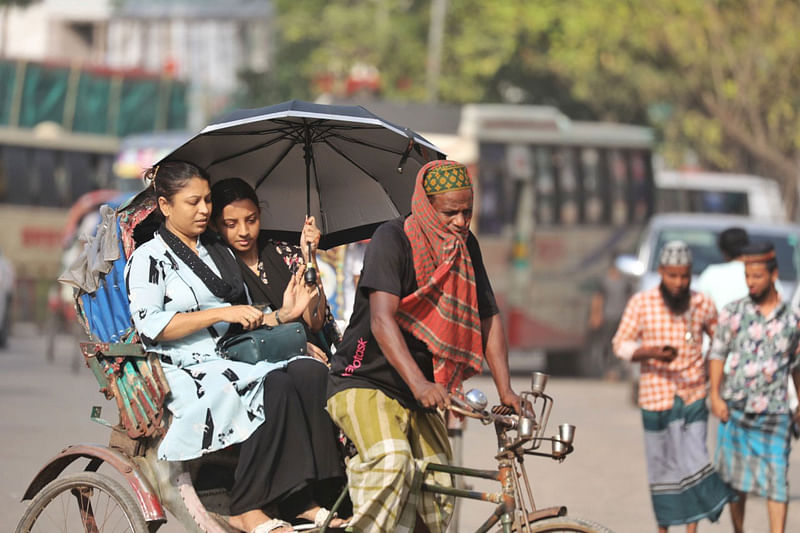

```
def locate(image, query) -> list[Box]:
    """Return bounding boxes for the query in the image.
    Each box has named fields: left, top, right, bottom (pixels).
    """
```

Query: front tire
left=16, top=472, right=149, bottom=533
left=524, top=516, right=615, bottom=532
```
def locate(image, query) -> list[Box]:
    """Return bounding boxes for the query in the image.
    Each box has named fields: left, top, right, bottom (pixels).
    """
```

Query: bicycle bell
left=464, top=389, right=488, bottom=411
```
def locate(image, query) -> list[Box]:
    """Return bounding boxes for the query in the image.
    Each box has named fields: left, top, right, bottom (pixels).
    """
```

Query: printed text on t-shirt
left=343, top=337, right=368, bottom=376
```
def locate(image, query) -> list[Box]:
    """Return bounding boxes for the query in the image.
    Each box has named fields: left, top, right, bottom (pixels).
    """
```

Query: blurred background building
left=0, top=0, right=272, bottom=325
left=1, top=0, right=799, bottom=377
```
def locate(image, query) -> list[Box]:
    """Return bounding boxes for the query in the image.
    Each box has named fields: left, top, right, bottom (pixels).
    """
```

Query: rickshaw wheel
left=16, top=471, right=150, bottom=533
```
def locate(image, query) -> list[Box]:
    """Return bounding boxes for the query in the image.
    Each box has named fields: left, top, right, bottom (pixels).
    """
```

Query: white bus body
left=655, top=170, right=786, bottom=222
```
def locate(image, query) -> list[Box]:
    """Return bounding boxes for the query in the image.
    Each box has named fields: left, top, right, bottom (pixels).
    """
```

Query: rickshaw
left=15, top=192, right=613, bottom=533
left=17, top=192, right=313, bottom=533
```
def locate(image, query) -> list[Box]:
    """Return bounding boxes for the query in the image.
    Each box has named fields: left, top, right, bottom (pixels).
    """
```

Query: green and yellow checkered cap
left=422, top=162, right=472, bottom=196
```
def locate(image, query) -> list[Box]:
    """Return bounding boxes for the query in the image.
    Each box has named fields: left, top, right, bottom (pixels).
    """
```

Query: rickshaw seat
left=82, top=340, right=170, bottom=441
left=65, top=191, right=169, bottom=442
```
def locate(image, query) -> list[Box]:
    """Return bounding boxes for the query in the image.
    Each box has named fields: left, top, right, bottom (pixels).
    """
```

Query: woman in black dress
left=210, top=178, right=348, bottom=531
left=210, top=178, right=341, bottom=356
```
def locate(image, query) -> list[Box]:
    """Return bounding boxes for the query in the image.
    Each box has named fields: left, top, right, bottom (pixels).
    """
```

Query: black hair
left=210, top=177, right=260, bottom=221
left=718, top=227, right=749, bottom=260
left=144, top=161, right=209, bottom=212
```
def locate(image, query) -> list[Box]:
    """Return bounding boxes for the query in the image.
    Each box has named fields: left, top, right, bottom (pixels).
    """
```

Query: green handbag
left=218, top=323, right=307, bottom=364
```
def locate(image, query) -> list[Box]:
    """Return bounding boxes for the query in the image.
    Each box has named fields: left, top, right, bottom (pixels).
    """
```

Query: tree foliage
left=254, top=0, right=800, bottom=214
left=539, top=0, right=800, bottom=213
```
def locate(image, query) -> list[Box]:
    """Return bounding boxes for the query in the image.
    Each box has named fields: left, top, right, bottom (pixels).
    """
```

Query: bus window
left=32, top=149, right=60, bottom=207
left=555, top=148, right=579, bottom=225
left=608, top=149, right=629, bottom=225
left=580, top=148, right=604, bottom=224
left=629, top=150, right=651, bottom=223
left=0, top=146, right=30, bottom=204
left=476, top=143, right=511, bottom=235
left=66, top=152, right=88, bottom=200
left=535, top=146, right=556, bottom=225
left=477, top=165, right=507, bottom=235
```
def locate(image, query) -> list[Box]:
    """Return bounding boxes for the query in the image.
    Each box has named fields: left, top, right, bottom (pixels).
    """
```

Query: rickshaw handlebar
left=447, top=394, right=519, bottom=429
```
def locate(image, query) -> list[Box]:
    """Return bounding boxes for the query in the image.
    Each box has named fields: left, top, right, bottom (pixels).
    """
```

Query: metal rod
left=511, top=461, right=533, bottom=533
left=425, top=462, right=499, bottom=480
left=319, top=484, right=349, bottom=533
left=421, top=483, right=503, bottom=504
left=302, top=120, right=317, bottom=285
left=304, top=120, right=312, bottom=216
left=519, top=456, right=537, bottom=516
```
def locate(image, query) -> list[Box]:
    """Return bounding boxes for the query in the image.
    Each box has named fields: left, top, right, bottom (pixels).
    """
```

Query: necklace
left=683, top=307, right=694, bottom=344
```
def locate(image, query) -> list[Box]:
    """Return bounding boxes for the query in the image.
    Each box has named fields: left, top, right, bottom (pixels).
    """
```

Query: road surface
left=2, top=326, right=798, bottom=532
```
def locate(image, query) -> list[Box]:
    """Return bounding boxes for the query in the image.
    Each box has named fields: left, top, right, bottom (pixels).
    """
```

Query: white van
left=655, top=170, right=786, bottom=222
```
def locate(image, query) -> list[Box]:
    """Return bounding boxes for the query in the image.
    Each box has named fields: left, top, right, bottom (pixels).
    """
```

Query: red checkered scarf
left=397, top=160, right=484, bottom=392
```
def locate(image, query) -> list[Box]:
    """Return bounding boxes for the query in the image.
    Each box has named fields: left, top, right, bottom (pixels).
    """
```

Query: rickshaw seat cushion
left=79, top=237, right=132, bottom=343
left=78, top=192, right=156, bottom=343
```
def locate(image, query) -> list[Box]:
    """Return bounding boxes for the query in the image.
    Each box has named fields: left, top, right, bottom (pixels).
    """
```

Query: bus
left=0, top=126, right=189, bottom=324
left=654, top=169, right=787, bottom=222
left=450, top=104, right=655, bottom=374
left=0, top=125, right=120, bottom=281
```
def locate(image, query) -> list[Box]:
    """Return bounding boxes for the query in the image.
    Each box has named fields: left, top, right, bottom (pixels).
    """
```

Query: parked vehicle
left=0, top=246, right=14, bottom=348
left=617, top=213, right=800, bottom=298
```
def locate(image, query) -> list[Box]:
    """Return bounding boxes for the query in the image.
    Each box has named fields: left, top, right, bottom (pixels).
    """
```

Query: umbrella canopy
left=160, top=100, right=446, bottom=249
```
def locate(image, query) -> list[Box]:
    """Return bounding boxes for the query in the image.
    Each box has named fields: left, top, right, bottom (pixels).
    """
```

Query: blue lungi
left=714, top=409, right=792, bottom=502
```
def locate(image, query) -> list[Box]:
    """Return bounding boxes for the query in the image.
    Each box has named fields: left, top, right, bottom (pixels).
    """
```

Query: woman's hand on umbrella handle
left=300, top=216, right=321, bottom=262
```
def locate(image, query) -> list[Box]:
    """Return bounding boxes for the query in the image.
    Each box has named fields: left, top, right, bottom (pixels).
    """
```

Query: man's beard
left=660, top=282, right=690, bottom=314
left=749, top=285, right=773, bottom=304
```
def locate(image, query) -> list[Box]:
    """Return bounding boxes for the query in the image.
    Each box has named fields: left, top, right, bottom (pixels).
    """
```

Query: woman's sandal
left=313, top=507, right=349, bottom=528
left=250, top=518, right=293, bottom=533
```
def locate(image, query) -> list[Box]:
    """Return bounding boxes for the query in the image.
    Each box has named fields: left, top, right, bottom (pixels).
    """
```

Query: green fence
left=0, top=59, right=187, bottom=136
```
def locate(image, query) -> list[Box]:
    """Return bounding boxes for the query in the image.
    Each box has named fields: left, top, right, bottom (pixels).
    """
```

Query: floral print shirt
left=258, top=240, right=305, bottom=286
left=262, top=239, right=342, bottom=348
left=709, top=297, right=800, bottom=414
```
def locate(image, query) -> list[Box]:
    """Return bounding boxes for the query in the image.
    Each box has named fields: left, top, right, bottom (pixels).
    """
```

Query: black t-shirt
left=327, top=217, right=498, bottom=409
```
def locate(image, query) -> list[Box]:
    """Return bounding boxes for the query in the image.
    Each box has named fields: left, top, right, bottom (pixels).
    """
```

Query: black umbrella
left=160, top=100, right=445, bottom=250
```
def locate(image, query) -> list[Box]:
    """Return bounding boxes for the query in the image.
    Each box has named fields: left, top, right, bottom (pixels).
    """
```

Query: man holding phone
left=613, top=240, right=733, bottom=532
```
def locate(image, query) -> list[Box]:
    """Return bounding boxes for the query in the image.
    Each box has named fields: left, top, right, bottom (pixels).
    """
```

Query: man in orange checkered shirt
left=613, top=240, right=733, bottom=533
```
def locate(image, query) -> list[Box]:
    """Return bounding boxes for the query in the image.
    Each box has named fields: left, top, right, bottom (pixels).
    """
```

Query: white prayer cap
left=659, top=240, right=692, bottom=266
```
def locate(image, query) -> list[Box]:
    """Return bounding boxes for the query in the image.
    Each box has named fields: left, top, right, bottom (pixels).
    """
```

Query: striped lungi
left=642, top=397, right=732, bottom=526
left=327, top=388, right=454, bottom=533
left=714, top=408, right=792, bottom=502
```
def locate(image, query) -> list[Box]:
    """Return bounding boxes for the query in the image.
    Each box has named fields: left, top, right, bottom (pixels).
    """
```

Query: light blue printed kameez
left=125, top=233, right=287, bottom=461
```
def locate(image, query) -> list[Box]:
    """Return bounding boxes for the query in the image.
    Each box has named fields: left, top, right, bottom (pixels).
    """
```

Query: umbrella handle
left=304, top=242, right=317, bottom=286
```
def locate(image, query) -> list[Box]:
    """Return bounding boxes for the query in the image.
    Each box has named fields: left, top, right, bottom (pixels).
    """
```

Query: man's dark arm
left=482, top=313, right=522, bottom=413
left=369, top=290, right=450, bottom=410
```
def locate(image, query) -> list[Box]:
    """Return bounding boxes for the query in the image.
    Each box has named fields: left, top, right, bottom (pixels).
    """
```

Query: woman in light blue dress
left=125, top=161, right=347, bottom=533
